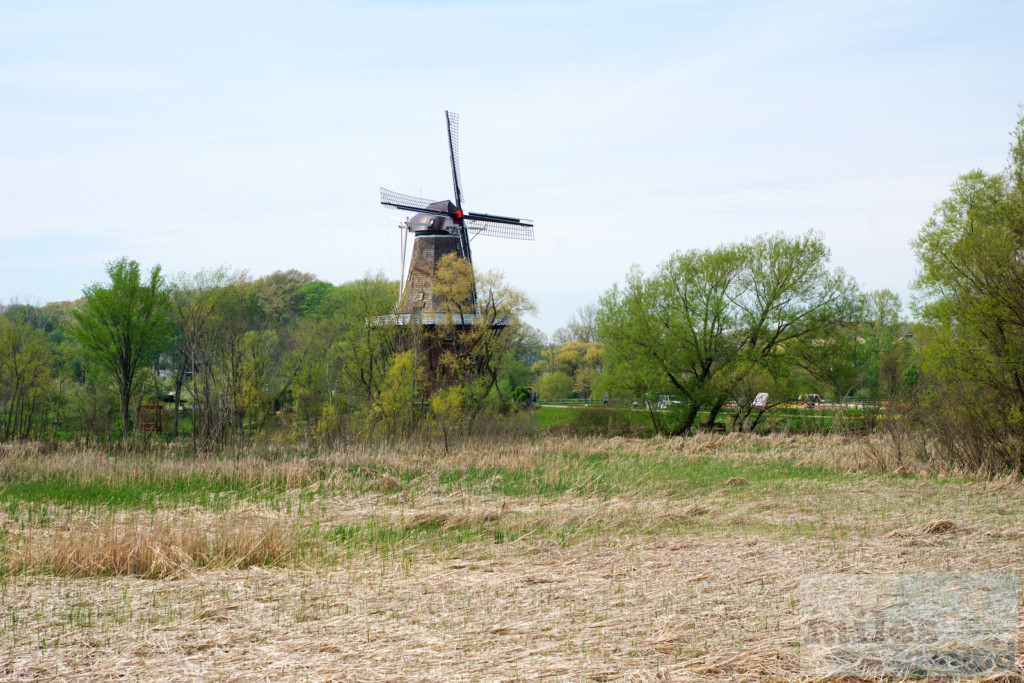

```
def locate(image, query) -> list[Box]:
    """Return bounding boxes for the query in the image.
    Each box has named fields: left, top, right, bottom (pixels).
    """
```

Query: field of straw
left=0, top=433, right=1021, bottom=681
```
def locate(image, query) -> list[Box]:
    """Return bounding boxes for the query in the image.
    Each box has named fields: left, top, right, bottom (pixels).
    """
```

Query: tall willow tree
left=597, top=231, right=857, bottom=434
left=72, top=258, right=170, bottom=444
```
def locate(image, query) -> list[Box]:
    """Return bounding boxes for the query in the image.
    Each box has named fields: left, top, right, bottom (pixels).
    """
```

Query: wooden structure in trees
left=138, top=404, right=163, bottom=433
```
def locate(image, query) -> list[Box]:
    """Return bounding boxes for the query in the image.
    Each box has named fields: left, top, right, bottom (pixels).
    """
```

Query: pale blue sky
left=1, top=0, right=1022, bottom=333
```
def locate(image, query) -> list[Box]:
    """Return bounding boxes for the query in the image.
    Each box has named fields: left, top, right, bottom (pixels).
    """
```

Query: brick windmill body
left=379, top=112, right=534, bottom=389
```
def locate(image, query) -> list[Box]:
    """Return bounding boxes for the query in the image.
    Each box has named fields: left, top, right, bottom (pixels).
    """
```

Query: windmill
left=380, top=111, right=534, bottom=321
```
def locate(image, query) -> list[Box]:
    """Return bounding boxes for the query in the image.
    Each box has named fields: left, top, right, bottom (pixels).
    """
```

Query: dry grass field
left=0, top=434, right=1021, bottom=681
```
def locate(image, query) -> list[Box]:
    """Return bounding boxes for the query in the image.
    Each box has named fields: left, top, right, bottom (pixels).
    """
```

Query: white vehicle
left=636, top=394, right=682, bottom=410
left=656, top=394, right=683, bottom=410
left=752, top=392, right=769, bottom=409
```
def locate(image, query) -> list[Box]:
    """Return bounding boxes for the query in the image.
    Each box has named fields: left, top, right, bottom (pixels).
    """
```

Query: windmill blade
left=379, top=187, right=446, bottom=215
left=464, top=217, right=535, bottom=241
left=463, top=211, right=533, bottom=227
left=446, top=111, right=464, bottom=210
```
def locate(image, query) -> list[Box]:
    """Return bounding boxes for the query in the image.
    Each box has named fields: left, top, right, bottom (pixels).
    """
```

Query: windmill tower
left=380, top=111, right=534, bottom=324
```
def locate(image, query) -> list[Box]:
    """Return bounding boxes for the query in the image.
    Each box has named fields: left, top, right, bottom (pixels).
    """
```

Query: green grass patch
left=0, top=473, right=283, bottom=511
left=532, top=406, right=578, bottom=430
left=439, top=464, right=576, bottom=496
left=329, top=513, right=505, bottom=555
left=546, top=407, right=656, bottom=437
left=435, top=449, right=858, bottom=499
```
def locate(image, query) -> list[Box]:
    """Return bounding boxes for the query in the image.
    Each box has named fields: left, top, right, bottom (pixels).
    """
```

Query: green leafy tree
left=71, top=258, right=171, bottom=444
left=287, top=273, right=401, bottom=441
left=189, top=274, right=261, bottom=443
left=793, top=326, right=864, bottom=403
left=598, top=232, right=857, bottom=434
left=728, top=232, right=858, bottom=416
left=0, top=317, right=53, bottom=440
left=328, top=274, right=400, bottom=411
left=598, top=245, right=742, bottom=432
left=495, top=323, right=545, bottom=406
left=858, top=289, right=906, bottom=400
left=789, top=289, right=908, bottom=405
left=429, top=386, right=465, bottom=454
left=251, top=269, right=316, bottom=325
left=531, top=340, right=604, bottom=399
left=537, top=371, right=573, bottom=400
left=297, top=280, right=336, bottom=318
left=168, top=267, right=240, bottom=438
left=367, top=350, right=422, bottom=437
left=910, top=112, right=1024, bottom=470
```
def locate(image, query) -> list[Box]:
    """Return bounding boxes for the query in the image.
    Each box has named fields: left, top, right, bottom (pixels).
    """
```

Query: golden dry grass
left=0, top=433, right=1020, bottom=681
left=4, top=513, right=296, bottom=578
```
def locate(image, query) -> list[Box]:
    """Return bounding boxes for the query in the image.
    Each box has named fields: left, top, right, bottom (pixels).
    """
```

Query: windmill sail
left=446, top=111, right=464, bottom=211
left=464, top=218, right=534, bottom=241
left=380, top=188, right=445, bottom=215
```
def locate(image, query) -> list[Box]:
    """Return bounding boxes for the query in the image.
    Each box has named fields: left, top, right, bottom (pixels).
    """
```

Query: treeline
left=0, top=261, right=539, bottom=449
left=2, top=114, right=1022, bottom=471
left=0, top=235, right=917, bottom=451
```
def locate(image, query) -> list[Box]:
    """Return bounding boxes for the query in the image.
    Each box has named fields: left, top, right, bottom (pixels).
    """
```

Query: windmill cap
left=407, top=213, right=452, bottom=233
left=426, top=200, right=458, bottom=214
